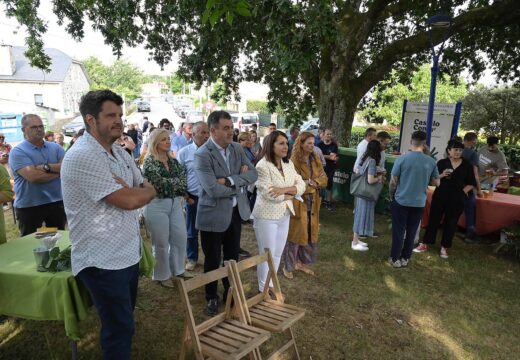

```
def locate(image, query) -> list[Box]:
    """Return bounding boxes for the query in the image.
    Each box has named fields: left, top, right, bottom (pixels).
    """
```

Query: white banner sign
left=399, top=102, right=457, bottom=160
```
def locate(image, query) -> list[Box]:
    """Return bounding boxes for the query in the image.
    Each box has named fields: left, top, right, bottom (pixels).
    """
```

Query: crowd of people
left=2, top=88, right=511, bottom=359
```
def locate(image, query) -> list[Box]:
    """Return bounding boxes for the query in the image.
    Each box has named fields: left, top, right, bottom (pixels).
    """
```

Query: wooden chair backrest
left=231, top=249, right=284, bottom=310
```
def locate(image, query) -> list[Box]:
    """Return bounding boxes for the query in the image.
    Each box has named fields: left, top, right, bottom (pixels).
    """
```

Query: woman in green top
left=143, top=129, right=191, bottom=287
left=0, top=165, right=14, bottom=244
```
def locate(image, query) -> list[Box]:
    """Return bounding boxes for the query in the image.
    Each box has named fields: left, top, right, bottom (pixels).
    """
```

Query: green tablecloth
left=0, top=231, right=155, bottom=340
left=332, top=147, right=399, bottom=213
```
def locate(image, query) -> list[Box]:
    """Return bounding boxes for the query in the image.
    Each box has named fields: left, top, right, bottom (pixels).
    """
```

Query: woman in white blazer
left=252, top=131, right=306, bottom=293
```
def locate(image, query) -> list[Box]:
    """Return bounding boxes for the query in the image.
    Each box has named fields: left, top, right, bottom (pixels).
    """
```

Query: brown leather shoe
left=282, top=268, right=293, bottom=279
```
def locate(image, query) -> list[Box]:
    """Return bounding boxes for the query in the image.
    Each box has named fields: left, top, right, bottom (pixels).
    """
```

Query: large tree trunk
left=318, top=63, right=360, bottom=147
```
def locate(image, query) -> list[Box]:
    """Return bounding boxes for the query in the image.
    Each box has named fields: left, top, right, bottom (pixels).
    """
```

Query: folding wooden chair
left=176, top=262, right=271, bottom=360
left=229, top=249, right=306, bottom=360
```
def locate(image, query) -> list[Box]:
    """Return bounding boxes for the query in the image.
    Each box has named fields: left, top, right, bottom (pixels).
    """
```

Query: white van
left=230, top=112, right=260, bottom=132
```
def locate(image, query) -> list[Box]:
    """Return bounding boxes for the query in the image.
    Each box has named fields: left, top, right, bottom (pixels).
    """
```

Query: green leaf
left=235, top=6, right=251, bottom=17
left=205, top=0, right=216, bottom=10
left=202, top=9, right=211, bottom=24
left=226, top=12, right=234, bottom=25
left=210, top=10, right=220, bottom=26
left=49, top=247, right=60, bottom=259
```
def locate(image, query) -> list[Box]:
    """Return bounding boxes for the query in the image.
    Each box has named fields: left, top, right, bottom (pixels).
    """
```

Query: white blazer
left=252, top=158, right=306, bottom=220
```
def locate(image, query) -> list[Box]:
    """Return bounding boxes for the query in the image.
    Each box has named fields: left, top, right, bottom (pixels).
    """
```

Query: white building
left=225, top=82, right=270, bottom=112
left=0, top=45, right=90, bottom=123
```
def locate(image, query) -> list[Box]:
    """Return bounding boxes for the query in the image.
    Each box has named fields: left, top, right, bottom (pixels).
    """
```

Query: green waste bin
left=332, top=147, right=399, bottom=214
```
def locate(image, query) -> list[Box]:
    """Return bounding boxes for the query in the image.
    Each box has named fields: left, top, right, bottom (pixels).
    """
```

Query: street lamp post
left=425, top=14, right=453, bottom=146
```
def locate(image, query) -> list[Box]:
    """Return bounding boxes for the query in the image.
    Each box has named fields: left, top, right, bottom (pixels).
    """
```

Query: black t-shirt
left=317, top=141, right=338, bottom=172
left=436, top=158, right=476, bottom=196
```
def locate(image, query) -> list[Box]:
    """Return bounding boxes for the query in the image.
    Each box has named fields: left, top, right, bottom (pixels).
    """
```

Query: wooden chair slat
left=261, top=300, right=301, bottom=314
left=203, top=330, right=243, bottom=350
left=250, top=317, right=279, bottom=332
left=254, top=303, right=294, bottom=318
left=196, top=313, right=227, bottom=334
left=229, top=249, right=306, bottom=360
left=199, top=334, right=237, bottom=354
left=176, top=262, right=270, bottom=360
left=221, top=319, right=263, bottom=338
left=199, top=340, right=233, bottom=360
left=235, top=253, right=268, bottom=272
left=249, top=311, right=284, bottom=326
left=250, top=307, right=287, bottom=322
left=211, top=326, right=252, bottom=344
left=184, top=266, right=229, bottom=292
left=246, top=293, right=266, bottom=308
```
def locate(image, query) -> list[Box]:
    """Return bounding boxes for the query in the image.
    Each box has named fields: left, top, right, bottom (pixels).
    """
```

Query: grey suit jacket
left=194, top=139, right=258, bottom=232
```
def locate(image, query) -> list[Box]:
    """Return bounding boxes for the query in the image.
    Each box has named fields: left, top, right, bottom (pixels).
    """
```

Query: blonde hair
left=237, top=132, right=250, bottom=143
left=291, top=131, right=315, bottom=162
left=146, top=128, right=171, bottom=160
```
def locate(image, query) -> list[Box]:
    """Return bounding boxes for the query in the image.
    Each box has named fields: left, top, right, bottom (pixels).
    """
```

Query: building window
left=34, top=94, right=43, bottom=106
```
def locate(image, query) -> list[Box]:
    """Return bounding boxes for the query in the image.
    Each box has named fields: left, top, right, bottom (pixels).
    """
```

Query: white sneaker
left=358, top=240, right=368, bottom=247
left=351, top=243, right=369, bottom=251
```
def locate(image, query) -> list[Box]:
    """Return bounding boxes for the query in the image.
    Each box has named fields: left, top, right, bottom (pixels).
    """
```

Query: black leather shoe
left=239, top=248, right=251, bottom=257
left=206, top=298, right=218, bottom=316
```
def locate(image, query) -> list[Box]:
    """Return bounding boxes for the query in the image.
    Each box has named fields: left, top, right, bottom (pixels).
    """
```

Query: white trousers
left=253, top=211, right=290, bottom=292
left=144, top=197, right=187, bottom=280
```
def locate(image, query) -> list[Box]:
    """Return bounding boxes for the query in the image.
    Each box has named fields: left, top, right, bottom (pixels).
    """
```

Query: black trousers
left=200, top=207, right=241, bottom=301
left=15, top=201, right=66, bottom=236
left=423, top=190, right=465, bottom=248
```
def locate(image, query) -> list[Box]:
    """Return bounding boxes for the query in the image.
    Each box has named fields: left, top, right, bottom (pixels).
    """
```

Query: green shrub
left=246, top=100, right=269, bottom=114
left=501, top=145, right=520, bottom=172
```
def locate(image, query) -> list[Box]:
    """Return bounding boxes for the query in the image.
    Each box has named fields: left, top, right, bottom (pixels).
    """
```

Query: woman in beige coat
left=252, top=131, right=306, bottom=292
left=283, top=132, right=328, bottom=279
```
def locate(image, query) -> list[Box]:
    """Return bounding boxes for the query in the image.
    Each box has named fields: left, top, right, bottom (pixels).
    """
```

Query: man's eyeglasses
left=0, top=136, right=5, bottom=139
left=27, top=125, right=45, bottom=130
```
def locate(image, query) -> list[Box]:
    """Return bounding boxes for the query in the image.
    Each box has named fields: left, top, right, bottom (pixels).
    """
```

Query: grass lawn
left=1, top=202, right=520, bottom=359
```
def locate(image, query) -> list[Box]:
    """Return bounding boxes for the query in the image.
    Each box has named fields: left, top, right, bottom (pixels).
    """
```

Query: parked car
left=137, top=101, right=151, bottom=112
left=230, top=112, right=260, bottom=132
left=62, top=116, right=85, bottom=136
left=300, top=117, right=319, bottom=136
left=185, top=110, right=204, bottom=123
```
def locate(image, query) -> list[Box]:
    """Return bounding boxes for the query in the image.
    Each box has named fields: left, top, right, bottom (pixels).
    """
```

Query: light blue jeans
left=144, top=197, right=187, bottom=280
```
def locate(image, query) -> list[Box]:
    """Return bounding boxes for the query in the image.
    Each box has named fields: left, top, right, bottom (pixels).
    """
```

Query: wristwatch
left=224, top=178, right=232, bottom=187
left=43, top=164, right=51, bottom=173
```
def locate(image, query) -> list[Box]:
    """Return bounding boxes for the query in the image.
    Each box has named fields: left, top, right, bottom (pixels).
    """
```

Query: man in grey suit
left=194, top=110, right=258, bottom=315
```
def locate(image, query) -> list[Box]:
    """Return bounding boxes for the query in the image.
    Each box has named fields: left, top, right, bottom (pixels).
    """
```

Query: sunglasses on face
left=0, top=137, right=4, bottom=139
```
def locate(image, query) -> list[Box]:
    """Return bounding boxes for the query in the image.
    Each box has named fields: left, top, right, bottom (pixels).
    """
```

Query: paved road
left=61, top=97, right=185, bottom=143
left=126, top=97, right=184, bottom=131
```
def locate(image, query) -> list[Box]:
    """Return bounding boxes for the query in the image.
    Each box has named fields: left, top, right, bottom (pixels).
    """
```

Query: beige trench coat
left=287, top=153, right=329, bottom=245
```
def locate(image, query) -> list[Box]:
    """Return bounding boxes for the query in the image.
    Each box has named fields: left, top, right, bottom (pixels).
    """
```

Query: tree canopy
left=461, top=86, right=520, bottom=145
left=361, top=64, right=468, bottom=125
left=4, top=0, right=519, bottom=143
left=83, top=57, right=144, bottom=101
